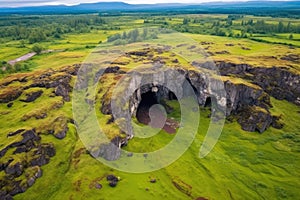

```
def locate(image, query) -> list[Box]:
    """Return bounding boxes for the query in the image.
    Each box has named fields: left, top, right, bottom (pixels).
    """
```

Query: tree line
left=107, top=28, right=158, bottom=45
left=0, top=15, right=106, bottom=43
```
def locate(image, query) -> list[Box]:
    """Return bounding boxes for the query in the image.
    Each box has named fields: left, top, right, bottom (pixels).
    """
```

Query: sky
left=0, top=0, right=250, bottom=8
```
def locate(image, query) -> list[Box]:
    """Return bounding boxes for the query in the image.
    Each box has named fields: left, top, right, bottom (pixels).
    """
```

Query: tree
left=142, top=28, right=148, bottom=39
left=226, top=19, right=233, bottom=26
left=183, top=18, right=189, bottom=25
left=278, top=21, right=284, bottom=33
left=247, top=19, right=254, bottom=26
left=128, top=29, right=139, bottom=42
left=32, top=44, right=43, bottom=54
left=287, top=22, right=292, bottom=32
left=122, top=31, right=127, bottom=39
left=29, top=30, right=46, bottom=44
left=14, top=63, right=22, bottom=72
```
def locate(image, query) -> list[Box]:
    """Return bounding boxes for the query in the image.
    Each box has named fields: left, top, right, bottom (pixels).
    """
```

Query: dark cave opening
left=136, top=91, right=159, bottom=125
left=135, top=88, right=179, bottom=134
left=168, top=92, right=177, bottom=101
left=204, top=97, right=212, bottom=107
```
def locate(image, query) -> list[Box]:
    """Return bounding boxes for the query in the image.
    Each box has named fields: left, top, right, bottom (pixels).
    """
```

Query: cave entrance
left=135, top=88, right=179, bottom=134
left=204, top=97, right=212, bottom=107
left=136, top=91, right=158, bottom=125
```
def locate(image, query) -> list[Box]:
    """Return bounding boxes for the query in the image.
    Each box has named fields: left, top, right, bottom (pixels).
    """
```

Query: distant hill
left=0, top=1, right=300, bottom=15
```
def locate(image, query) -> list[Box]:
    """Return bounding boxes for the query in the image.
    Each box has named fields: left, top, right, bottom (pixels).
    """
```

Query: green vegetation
left=32, top=44, right=43, bottom=54
left=6, top=96, right=298, bottom=200
left=0, top=10, right=299, bottom=200
left=107, top=28, right=158, bottom=45
left=1, top=14, right=300, bottom=75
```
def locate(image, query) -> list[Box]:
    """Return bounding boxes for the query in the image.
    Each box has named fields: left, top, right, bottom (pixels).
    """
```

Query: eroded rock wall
left=101, top=66, right=277, bottom=134
left=215, top=61, right=300, bottom=105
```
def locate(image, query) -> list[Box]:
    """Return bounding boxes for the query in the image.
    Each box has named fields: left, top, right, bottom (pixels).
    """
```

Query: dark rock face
left=250, top=67, right=300, bottom=104
left=20, top=90, right=43, bottom=102
left=281, top=54, right=300, bottom=62
left=224, top=81, right=271, bottom=114
left=237, top=106, right=273, bottom=133
left=215, top=61, right=251, bottom=76
left=100, top=66, right=280, bottom=137
left=271, top=116, right=284, bottom=129
left=111, top=136, right=127, bottom=148
left=104, top=66, right=121, bottom=74
left=55, top=84, right=70, bottom=102
left=101, top=91, right=112, bottom=115
left=215, top=61, right=300, bottom=105
left=30, top=71, right=72, bottom=90
left=5, top=162, right=23, bottom=176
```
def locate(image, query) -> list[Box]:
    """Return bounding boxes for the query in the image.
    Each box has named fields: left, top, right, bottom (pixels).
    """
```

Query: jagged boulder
left=237, top=106, right=274, bottom=133
left=5, top=162, right=23, bottom=176
left=55, top=84, right=70, bottom=102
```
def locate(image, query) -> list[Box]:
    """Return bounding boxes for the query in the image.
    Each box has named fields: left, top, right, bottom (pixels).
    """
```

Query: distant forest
left=1, top=13, right=299, bottom=45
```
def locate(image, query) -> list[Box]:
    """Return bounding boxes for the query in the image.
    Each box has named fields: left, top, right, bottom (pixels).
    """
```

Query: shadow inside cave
left=136, top=89, right=179, bottom=134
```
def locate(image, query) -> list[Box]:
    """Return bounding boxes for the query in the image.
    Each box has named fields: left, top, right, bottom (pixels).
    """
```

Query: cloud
left=0, top=0, right=248, bottom=8
left=0, top=0, right=63, bottom=7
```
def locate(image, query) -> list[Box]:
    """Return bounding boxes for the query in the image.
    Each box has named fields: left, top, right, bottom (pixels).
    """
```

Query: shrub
left=32, top=44, right=43, bottom=54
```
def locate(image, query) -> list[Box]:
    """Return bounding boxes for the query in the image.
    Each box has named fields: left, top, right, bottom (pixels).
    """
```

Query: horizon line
left=0, top=0, right=298, bottom=9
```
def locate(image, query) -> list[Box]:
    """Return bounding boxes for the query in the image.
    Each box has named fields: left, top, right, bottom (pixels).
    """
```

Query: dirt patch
left=137, top=101, right=178, bottom=134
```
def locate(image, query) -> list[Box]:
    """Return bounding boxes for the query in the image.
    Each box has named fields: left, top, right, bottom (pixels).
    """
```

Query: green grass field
left=7, top=97, right=299, bottom=200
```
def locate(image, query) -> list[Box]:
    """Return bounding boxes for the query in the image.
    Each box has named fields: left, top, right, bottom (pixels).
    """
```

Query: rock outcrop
left=0, top=129, right=56, bottom=198
left=215, top=61, right=300, bottom=105
left=0, top=65, right=79, bottom=199
left=100, top=66, right=278, bottom=135
left=20, top=90, right=43, bottom=102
